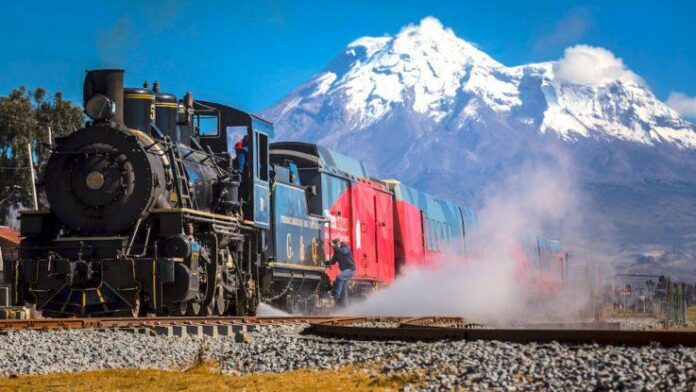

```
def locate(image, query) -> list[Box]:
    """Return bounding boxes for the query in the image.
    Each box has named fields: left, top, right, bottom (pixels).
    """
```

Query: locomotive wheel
left=213, top=290, right=227, bottom=316
left=170, top=302, right=187, bottom=316
left=130, top=298, right=141, bottom=318
left=200, top=288, right=226, bottom=316
left=111, top=298, right=141, bottom=317
left=233, top=293, right=258, bottom=316
left=186, top=301, right=202, bottom=316
left=197, top=298, right=215, bottom=316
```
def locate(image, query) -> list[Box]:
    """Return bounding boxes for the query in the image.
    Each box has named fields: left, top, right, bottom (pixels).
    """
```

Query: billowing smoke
left=343, top=149, right=600, bottom=324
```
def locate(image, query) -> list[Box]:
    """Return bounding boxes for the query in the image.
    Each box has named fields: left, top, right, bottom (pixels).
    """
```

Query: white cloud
left=666, top=92, right=696, bottom=117
left=418, top=16, right=446, bottom=33
left=553, top=45, right=641, bottom=86
left=399, top=16, right=455, bottom=37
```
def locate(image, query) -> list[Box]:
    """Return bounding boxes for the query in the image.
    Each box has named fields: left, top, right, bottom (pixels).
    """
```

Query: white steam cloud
left=666, top=92, right=696, bottom=118
left=343, top=150, right=597, bottom=325
left=553, top=45, right=641, bottom=86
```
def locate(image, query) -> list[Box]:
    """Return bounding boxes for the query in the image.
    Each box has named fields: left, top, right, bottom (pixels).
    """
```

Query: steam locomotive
left=6, top=69, right=568, bottom=317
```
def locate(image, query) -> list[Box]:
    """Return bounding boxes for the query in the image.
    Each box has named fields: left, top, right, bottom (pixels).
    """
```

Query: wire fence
left=611, top=274, right=688, bottom=326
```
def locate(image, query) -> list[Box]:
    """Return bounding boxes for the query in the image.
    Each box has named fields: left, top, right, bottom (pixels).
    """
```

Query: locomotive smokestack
left=83, top=69, right=125, bottom=127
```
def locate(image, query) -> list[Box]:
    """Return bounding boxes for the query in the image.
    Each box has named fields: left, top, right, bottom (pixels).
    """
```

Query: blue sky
left=1, top=0, right=695, bottom=113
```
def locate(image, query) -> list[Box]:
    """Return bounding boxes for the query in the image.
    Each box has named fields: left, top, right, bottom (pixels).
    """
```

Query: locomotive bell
left=124, top=87, right=156, bottom=134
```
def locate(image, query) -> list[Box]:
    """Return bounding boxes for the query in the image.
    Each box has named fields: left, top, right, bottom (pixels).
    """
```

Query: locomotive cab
left=195, top=101, right=272, bottom=230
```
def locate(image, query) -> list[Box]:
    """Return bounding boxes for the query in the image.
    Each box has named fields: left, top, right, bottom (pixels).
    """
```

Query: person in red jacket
left=234, top=135, right=249, bottom=172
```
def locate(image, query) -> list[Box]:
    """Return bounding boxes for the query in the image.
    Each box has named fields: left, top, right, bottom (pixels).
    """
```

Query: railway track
left=305, top=317, right=696, bottom=347
left=0, top=316, right=333, bottom=332
left=3, top=315, right=695, bottom=347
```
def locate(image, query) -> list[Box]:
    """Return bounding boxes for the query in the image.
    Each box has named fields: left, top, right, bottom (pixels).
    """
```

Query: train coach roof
left=270, top=142, right=369, bottom=179
left=387, top=181, right=477, bottom=228
left=460, top=206, right=479, bottom=228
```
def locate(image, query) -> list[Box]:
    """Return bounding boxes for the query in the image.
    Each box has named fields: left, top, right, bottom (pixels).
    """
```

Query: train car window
left=256, top=132, right=269, bottom=181
left=436, top=222, right=443, bottom=251
left=195, top=114, right=219, bottom=136
left=425, top=219, right=435, bottom=251
left=424, top=219, right=430, bottom=250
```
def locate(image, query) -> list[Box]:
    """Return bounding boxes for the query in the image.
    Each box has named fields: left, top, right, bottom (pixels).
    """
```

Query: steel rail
left=305, top=318, right=696, bottom=347
left=0, top=316, right=336, bottom=332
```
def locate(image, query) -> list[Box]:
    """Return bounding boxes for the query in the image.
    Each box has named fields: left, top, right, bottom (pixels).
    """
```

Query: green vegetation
left=0, top=87, right=83, bottom=223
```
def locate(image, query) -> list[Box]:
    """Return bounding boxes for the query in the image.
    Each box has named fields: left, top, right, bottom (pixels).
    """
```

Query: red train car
left=270, top=142, right=395, bottom=294
left=385, top=180, right=478, bottom=271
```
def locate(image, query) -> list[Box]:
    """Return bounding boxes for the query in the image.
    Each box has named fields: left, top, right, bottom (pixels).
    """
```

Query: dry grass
left=688, top=306, right=696, bottom=323
left=603, top=306, right=657, bottom=319
left=0, top=361, right=419, bottom=392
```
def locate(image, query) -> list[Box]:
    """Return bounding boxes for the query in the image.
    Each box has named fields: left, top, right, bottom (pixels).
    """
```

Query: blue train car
left=267, top=164, right=325, bottom=282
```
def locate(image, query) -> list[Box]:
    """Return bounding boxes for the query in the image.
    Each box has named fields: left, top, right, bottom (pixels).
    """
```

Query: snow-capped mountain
left=266, top=17, right=696, bottom=149
left=263, top=17, right=696, bottom=277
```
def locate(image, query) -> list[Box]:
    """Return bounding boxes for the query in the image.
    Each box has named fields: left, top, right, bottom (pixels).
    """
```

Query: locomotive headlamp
left=85, top=94, right=116, bottom=121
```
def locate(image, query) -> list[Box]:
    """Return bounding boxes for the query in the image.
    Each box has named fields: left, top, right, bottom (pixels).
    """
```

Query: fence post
left=26, top=142, right=38, bottom=210
left=679, top=284, right=686, bottom=325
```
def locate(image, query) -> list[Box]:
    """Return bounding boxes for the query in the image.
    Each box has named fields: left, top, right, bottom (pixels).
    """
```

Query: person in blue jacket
left=325, top=238, right=356, bottom=307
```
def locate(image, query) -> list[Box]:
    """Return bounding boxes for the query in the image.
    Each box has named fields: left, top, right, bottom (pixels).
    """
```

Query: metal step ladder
left=169, top=142, right=196, bottom=210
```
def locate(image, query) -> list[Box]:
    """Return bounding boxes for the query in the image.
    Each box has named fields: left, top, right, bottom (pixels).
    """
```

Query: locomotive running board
left=266, top=262, right=325, bottom=280
left=150, top=208, right=237, bottom=222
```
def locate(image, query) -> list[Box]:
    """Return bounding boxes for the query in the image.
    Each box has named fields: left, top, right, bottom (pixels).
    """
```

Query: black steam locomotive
left=9, top=69, right=328, bottom=317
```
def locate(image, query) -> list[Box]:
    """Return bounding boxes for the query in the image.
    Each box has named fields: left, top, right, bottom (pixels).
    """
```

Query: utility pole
left=26, top=142, right=38, bottom=210
left=47, top=126, right=53, bottom=148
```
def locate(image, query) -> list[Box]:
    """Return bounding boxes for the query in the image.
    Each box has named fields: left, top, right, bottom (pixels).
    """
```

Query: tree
left=0, top=87, right=83, bottom=225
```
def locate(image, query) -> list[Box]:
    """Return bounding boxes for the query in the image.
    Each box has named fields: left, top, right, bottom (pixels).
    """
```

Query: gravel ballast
left=0, top=330, right=200, bottom=375
left=0, top=324, right=694, bottom=391
left=605, top=317, right=666, bottom=331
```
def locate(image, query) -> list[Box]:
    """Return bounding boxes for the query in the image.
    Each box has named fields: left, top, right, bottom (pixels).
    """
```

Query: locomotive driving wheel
left=130, top=298, right=141, bottom=318
left=213, top=289, right=227, bottom=315
left=201, top=235, right=225, bottom=316
left=175, top=302, right=188, bottom=316
left=186, top=301, right=202, bottom=316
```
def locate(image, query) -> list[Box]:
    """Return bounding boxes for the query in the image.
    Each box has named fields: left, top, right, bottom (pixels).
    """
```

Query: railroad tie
left=116, top=327, right=155, bottom=336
